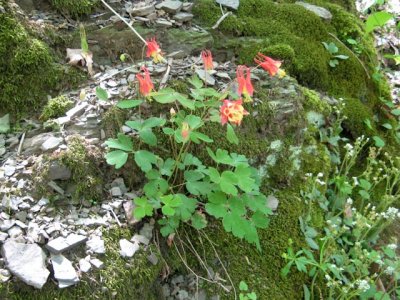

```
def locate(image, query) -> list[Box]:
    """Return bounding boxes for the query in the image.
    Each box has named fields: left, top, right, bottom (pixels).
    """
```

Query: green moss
left=60, top=136, right=103, bottom=202
left=342, top=98, right=376, bottom=138
left=50, top=0, right=98, bottom=17
left=102, top=106, right=127, bottom=138
left=301, top=87, right=331, bottom=115
left=40, top=95, right=74, bottom=121
left=0, top=227, right=163, bottom=299
left=0, top=14, right=57, bottom=117
left=193, top=0, right=378, bottom=102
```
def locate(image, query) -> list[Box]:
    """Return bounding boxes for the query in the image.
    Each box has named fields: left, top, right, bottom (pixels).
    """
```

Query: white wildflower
left=384, top=266, right=395, bottom=276
left=356, top=279, right=370, bottom=292
left=346, top=198, right=353, bottom=205
left=387, top=244, right=397, bottom=250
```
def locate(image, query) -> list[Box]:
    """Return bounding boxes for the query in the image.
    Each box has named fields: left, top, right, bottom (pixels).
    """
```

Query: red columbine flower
left=136, top=66, right=154, bottom=97
left=254, top=53, right=286, bottom=78
left=146, top=38, right=164, bottom=63
left=220, top=99, right=249, bottom=126
left=201, top=50, right=214, bottom=71
left=236, top=65, right=254, bottom=103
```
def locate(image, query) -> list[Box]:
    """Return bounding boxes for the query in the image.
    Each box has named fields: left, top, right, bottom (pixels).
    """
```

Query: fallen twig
left=212, top=12, right=233, bottom=30
left=17, top=132, right=25, bottom=156
left=159, top=58, right=173, bottom=89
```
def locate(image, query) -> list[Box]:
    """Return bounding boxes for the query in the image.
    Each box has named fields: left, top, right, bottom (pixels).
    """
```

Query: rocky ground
left=0, top=0, right=399, bottom=299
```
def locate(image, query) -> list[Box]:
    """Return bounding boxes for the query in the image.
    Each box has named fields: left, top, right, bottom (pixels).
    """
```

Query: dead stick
left=212, top=12, right=232, bottom=30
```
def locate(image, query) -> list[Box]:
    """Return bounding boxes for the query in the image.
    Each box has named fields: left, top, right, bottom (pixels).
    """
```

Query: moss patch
left=0, top=227, right=163, bottom=300
left=0, top=13, right=57, bottom=117
left=193, top=0, right=381, bottom=107
left=50, top=0, right=98, bottom=17
left=40, top=95, right=74, bottom=121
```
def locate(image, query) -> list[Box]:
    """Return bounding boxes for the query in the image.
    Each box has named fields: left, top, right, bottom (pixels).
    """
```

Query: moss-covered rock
left=40, top=95, right=74, bottom=121
left=50, top=0, right=98, bottom=17
left=0, top=227, right=163, bottom=300
left=0, top=3, right=87, bottom=118
left=34, top=136, right=104, bottom=202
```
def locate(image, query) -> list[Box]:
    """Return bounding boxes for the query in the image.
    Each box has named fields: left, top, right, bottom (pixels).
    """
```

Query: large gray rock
left=128, top=3, right=155, bottom=16
left=51, top=254, right=79, bottom=288
left=173, top=12, right=194, bottom=22
left=216, top=0, right=239, bottom=10
left=2, top=240, right=49, bottom=289
left=295, top=2, right=332, bottom=20
left=41, top=136, right=63, bottom=152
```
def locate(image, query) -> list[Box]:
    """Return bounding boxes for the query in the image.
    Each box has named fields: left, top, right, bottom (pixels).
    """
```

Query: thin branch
left=212, top=12, right=233, bottom=30
left=328, top=32, right=370, bottom=79
left=100, top=0, right=147, bottom=44
left=17, top=132, right=25, bottom=156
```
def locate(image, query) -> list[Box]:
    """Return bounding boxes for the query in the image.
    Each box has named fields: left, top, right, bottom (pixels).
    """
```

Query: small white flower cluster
left=387, top=243, right=398, bottom=250
left=380, top=207, right=400, bottom=220
left=315, top=172, right=325, bottom=185
left=355, top=279, right=370, bottom=292
left=344, top=143, right=355, bottom=156
left=346, top=198, right=353, bottom=205
left=384, top=266, right=395, bottom=276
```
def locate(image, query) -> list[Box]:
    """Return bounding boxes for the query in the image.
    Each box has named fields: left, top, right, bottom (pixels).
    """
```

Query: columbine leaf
left=174, top=195, right=197, bottom=221
left=188, top=75, right=203, bottom=89
left=239, top=281, right=248, bottom=291
left=142, top=117, right=166, bottom=129
left=105, top=133, right=133, bottom=151
left=205, top=191, right=228, bottom=218
left=134, top=150, right=158, bottom=172
left=184, top=115, right=203, bottom=129
left=143, top=178, right=169, bottom=198
left=186, top=180, right=213, bottom=196
left=235, top=164, right=256, bottom=193
left=96, top=86, right=108, bottom=101
left=133, top=197, right=153, bottom=220
left=365, top=11, right=393, bottom=34
left=139, top=128, right=157, bottom=146
left=226, top=123, right=239, bottom=145
left=116, top=100, right=143, bottom=109
left=105, top=150, right=128, bottom=169
left=251, top=211, right=269, bottom=229
left=184, top=170, right=204, bottom=182
left=220, top=171, right=238, bottom=195
left=190, top=132, right=213, bottom=144
left=391, top=109, right=400, bottom=116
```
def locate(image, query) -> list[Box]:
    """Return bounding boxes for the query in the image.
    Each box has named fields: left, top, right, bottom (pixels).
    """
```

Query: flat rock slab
left=120, top=239, right=139, bottom=258
left=2, top=240, right=49, bottom=289
left=295, top=2, right=332, bottom=20
left=156, top=0, right=183, bottom=13
left=41, top=136, right=63, bottom=152
left=216, top=0, right=239, bottom=10
left=51, top=254, right=79, bottom=288
left=173, top=12, right=193, bottom=22
left=129, top=4, right=155, bottom=16
left=45, top=234, right=87, bottom=254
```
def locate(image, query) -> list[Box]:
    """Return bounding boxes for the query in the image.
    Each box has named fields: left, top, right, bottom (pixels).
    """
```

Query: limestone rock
left=51, top=254, right=79, bottom=288
left=41, top=136, right=63, bottom=152
left=119, top=239, right=139, bottom=258
left=23, top=133, right=59, bottom=154
left=295, top=2, right=332, bottom=20
left=156, top=0, right=183, bottom=13
left=216, top=0, right=239, bottom=10
left=86, top=236, right=105, bottom=254
left=173, top=12, right=193, bottom=22
left=2, top=240, right=49, bottom=289
left=128, top=3, right=155, bottom=16
left=45, top=234, right=88, bottom=254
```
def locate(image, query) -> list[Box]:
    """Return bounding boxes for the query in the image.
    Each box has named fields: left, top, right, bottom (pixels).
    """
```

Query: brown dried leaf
left=66, top=48, right=94, bottom=76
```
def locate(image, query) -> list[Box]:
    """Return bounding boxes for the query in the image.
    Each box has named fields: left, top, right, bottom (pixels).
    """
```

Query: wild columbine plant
left=103, top=46, right=287, bottom=250
left=254, top=53, right=286, bottom=78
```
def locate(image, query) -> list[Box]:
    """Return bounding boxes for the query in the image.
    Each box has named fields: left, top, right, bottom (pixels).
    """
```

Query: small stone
left=38, top=198, right=49, bottom=206
left=295, top=2, right=332, bottom=20
left=110, top=186, right=122, bottom=197
left=266, top=195, right=279, bottom=211
left=128, top=3, right=155, bottom=16
left=47, top=181, right=64, bottom=195
left=216, top=0, right=239, bottom=10
left=90, top=258, right=104, bottom=269
left=79, top=258, right=91, bottom=273
left=47, top=161, right=71, bottom=181
left=66, top=102, right=88, bottom=119
left=4, top=165, right=15, bottom=177
left=131, top=234, right=149, bottom=245
left=41, top=137, right=63, bottom=151
left=51, top=254, right=79, bottom=288
left=86, top=236, right=105, bottom=254
left=119, top=239, right=139, bottom=258
left=15, top=211, right=27, bottom=222
left=0, top=232, right=8, bottom=242
left=123, top=201, right=139, bottom=225
left=173, top=12, right=193, bottom=22
left=182, top=2, right=194, bottom=11
left=155, top=19, right=173, bottom=27
left=177, top=290, right=189, bottom=300
left=147, top=253, right=158, bottom=265
left=0, top=268, right=11, bottom=283
left=0, top=219, right=15, bottom=232
left=23, top=133, right=57, bottom=154
left=8, top=226, right=23, bottom=238
left=155, top=0, right=183, bottom=13
left=45, top=234, right=88, bottom=254
left=139, top=223, right=154, bottom=241
left=2, top=240, right=49, bottom=289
